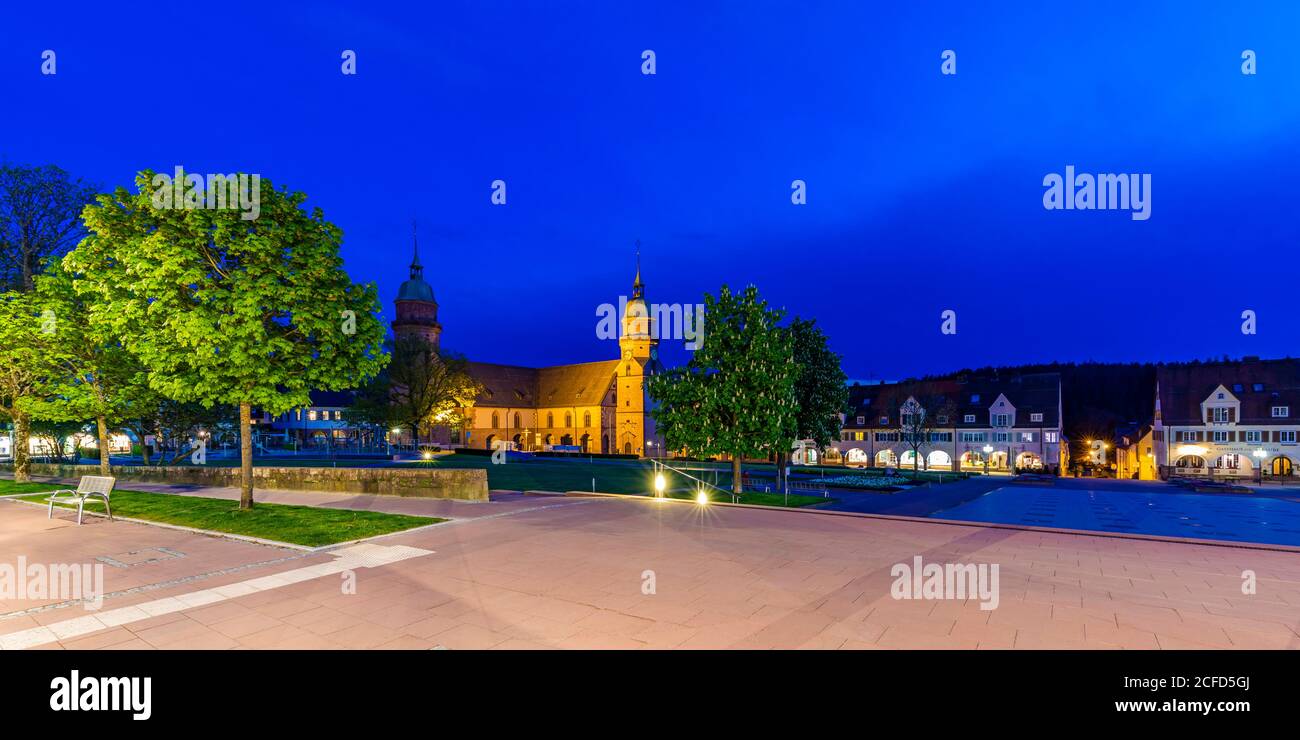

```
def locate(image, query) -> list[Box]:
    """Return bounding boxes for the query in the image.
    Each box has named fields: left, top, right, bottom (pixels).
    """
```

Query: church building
left=391, top=239, right=662, bottom=456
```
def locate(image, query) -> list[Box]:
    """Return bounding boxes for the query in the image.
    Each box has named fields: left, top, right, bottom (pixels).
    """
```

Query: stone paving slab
left=3, top=494, right=1299, bottom=649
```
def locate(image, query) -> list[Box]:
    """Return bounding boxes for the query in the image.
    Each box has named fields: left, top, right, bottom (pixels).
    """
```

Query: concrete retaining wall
left=2, top=462, right=488, bottom=502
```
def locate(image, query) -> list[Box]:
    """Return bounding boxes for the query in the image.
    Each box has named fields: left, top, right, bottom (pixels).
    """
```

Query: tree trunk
left=13, top=411, right=30, bottom=482
left=96, top=416, right=111, bottom=475
left=238, top=402, right=254, bottom=510
left=775, top=450, right=787, bottom=494
left=140, top=435, right=151, bottom=467
left=732, top=455, right=743, bottom=494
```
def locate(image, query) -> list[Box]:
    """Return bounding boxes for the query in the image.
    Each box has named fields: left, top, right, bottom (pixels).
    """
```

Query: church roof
left=466, top=359, right=619, bottom=408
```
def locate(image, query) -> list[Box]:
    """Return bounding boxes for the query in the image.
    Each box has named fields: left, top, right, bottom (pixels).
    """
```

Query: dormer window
left=1273, top=406, right=1290, bottom=418
left=1253, top=384, right=1264, bottom=392
left=1217, top=392, right=1225, bottom=399
left=855, top=416, right=864, bottom=425
left=971, top=394, right=980, bottom=403
left=963, top=414, right=975, bottom=423
left=1030, top=412, right=1043, bottom=423
left=1232, top=384, right=1243, bottom=393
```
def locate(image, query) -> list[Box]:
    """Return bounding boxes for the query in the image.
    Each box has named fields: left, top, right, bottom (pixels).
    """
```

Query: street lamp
left=654, top=470, right=666, bottom=498
left=982, top=444, right=993, bottom=476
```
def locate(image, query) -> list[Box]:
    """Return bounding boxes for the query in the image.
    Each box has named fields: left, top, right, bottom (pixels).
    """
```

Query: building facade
left=391, top=239, right=660, bottom=455
left=829, top=372, right=1067, bottom=474
left=1152, top=358, right=1300, bottom=480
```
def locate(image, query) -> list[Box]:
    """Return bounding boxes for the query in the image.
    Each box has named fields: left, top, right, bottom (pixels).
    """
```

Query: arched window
left=583, top=411, right=591, bottom=428
left=546, top=412, right=554, bottom=428
left=491, top=412, right=499, bottom=429
left=513, top=412, right=521, bottom=429
left=564, top=412, right=572, bottom=427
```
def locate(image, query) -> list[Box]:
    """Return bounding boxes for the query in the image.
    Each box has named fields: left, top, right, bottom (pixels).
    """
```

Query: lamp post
left=982, top=444, right=993, bottom=476
left=1254, top=448, right=1266, bottom=485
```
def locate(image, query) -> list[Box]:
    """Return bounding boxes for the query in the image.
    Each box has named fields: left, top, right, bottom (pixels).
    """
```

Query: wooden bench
left=45, top=476, right=116, bottom=525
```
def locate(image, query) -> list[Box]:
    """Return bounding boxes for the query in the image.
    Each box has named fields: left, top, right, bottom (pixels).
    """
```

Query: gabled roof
left=844, top=372, right=1061, bottom=428
left=466, top=359, right=619, bottom=409
left=1157, top=358, right=1300, bottom=425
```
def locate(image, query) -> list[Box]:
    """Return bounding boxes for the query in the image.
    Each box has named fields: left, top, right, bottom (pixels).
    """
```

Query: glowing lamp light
left=422, top=451, right=433, bottom=461
left=654, top=472, right=666, bottom=497
left=1253, top=449, right=1267, bottom=459
left=696, top=490, right=709, bottom=505
left=982, top=445, right=993, bottom=454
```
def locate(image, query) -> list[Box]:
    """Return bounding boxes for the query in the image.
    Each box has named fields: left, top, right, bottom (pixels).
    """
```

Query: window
left=929, top=432, right=952, bottom=442
left=583, top=411, right=591, bottom=428
left=1020, top=432, right=1034, bottom=442
left=1217, top=392, right=1226, bottom=400
left=994, top=414, right=1010, bottom=427
left=491, top=412, right=499, bottom=428
left=970, top=394, right=980, bottom=403
left=1272, top=406, right=1290, bottom=418
left=1232, top=384, right=1243, bottom=393
left=960, top=432, right=986, bottom=443
left=1179, top=430, right=1198, bottom=442
left=1246, top=431, right=1262, bottom=443
left=1212, top=431, right=1229, bottom=442
left=963, top=414, right=976, bottom=423
left=564, top=412, right=572, bottom=427
left=994, top=432, right=1009, bottom=442
left=308, top=410, right=317, bottom=421
left=1213, top=408, right=1230, bottom=422
left=855, top=416, right=864, bottom=425
left=514, top=412, right=521, bottom=429
left=936, top=415, right=948, bottom=424
left=879, top=416, right=888, bottom=425
left=1283, top=431, right=1297, bottom=444
left=1044, top=432, right=1058, bottom=443
left=1253, top=383, right=1264, bottom=392
left=901, top=413, right=918, bottom=426
left=1030, top=413, right=1043, bottom=423
left=547, top=412, right=554, bottom=428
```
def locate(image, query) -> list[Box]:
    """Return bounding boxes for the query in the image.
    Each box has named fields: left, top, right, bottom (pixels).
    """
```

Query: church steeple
left=409, top=221, right=424, bottom=280
left=632, top=239, right=644, bottom=299
left=393, top=219, right=441, bottom=346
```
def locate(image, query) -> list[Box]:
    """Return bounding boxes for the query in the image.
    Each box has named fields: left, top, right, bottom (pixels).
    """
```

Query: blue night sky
left=2, top=1, right=1298, bottom=380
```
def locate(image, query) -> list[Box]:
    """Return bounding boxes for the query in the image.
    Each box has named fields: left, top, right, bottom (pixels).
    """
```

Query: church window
left=584, top=412, right=591, bottom=428
left=564, top=412, right=572, bottom=427
left=547, top=413, right=554, bottom=428
left=513, top=412, right=521, bottom=429
left=491, top=412, right=499, bottom=429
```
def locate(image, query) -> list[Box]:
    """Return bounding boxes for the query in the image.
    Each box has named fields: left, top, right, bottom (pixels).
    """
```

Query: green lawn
left=8, top=482, right=441, bottom=547
left=410, top=454, right=831, bottom=507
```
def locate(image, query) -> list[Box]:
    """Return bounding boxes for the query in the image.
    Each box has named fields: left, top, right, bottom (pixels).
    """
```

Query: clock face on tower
left=650, top=348, right=658, bottom=360
left=623, top=349, right=632, bottom=360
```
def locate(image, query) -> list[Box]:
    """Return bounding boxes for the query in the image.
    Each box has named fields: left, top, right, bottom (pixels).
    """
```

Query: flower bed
left=819, top=475, right=909, bottom=489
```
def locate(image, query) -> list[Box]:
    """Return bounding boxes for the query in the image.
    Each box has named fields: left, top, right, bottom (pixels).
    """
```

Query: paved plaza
left=2, top=488, right=1299, bottom=650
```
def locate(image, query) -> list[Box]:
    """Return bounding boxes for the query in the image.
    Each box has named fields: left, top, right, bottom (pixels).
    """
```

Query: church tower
left=392, top=226, right=441, bottom=347
left=615, top=252, right=658, bottom=456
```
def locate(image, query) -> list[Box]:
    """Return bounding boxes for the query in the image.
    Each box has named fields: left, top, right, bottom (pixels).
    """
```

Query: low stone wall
left=2, top=462, right=488, bottom=502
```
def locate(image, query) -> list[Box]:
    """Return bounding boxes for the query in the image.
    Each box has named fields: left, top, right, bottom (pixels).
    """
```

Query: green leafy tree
left=648, top=284, right=797, bottom=494
left=26, top=265, right=158, bottom=474
left=66, top=171, right=388, bottom=508
left=775, top=317, right=848, bottom=491
left=0, top=291, right=57, bottom=481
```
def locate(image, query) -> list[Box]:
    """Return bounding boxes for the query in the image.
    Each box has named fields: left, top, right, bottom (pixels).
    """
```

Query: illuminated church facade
left=391, top=242, right=662, bottom=456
